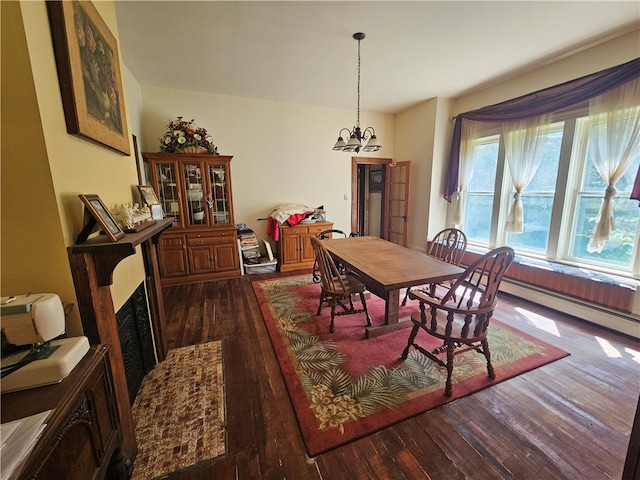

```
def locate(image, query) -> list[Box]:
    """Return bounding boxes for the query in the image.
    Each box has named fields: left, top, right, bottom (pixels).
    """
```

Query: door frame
left=350, top=157, right=393, bottom=237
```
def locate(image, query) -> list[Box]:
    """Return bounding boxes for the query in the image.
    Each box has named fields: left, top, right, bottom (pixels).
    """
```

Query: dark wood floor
left=157, top=271, right=640, bottom=479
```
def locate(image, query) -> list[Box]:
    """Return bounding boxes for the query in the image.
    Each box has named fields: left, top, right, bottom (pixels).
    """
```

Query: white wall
left=2, top=1, right=147, bottom=335
left=138, top=87, right=395, bottom=244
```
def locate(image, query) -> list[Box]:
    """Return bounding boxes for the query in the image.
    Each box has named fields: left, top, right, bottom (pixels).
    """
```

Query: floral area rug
left=252, top=275, right=569, bottom=457
left=130, top=341, right=225, bottom=480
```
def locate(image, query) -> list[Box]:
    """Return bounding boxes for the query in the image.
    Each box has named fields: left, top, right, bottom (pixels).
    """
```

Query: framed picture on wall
left=369, top=170, right=383, bottom=193
left=47, top=1, right=131, bottom=155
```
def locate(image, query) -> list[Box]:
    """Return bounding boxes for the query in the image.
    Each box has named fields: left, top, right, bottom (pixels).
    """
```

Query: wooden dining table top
left=321, top=235, right=464, bottom=292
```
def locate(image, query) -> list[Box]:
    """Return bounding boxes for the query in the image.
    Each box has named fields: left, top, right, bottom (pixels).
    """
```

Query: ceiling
left=115, top=1, right=640, bottom=115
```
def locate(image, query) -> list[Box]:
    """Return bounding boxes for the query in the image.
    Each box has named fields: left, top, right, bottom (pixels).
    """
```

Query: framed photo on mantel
left=77, top=194, right=125, bottom=243
left=47, top=1, right=131, bottom=155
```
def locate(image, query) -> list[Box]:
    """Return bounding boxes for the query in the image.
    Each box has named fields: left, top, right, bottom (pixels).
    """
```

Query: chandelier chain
left=332, top=32, right=380, bottom=153
left=356, top=36, right=361, bottom=128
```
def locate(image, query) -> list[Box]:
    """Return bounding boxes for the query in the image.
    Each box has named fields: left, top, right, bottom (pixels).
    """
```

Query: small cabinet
left=143, top=153, right=240, bottom=286
left=1, top=345, right=127, bottom=480
left=277, top=221, right=333, bottom=272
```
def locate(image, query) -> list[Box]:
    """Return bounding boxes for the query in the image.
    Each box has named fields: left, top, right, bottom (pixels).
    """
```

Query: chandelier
left=332, top=32, right=381, bottom=153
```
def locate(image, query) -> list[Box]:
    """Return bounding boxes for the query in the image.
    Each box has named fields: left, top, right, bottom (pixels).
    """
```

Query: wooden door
left=385, top=161, right=411, bottom=247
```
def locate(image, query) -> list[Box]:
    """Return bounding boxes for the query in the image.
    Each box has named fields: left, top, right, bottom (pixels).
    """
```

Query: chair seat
left=326, top=273, right=367, bottom=295
left=410, top=309, right=489, bottom=342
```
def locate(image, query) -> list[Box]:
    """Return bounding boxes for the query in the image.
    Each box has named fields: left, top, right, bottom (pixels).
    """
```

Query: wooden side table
left=1, top=345, right=130, bottom=480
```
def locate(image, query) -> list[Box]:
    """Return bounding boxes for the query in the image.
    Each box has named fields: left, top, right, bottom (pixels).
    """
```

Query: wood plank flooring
left=156, top=271, right=640, bottom=479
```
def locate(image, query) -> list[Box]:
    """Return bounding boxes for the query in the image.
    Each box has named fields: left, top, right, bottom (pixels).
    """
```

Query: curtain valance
left=444, top=57, right=640, bottom=202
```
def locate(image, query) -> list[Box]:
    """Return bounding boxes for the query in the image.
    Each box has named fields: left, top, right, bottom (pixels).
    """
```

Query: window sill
left=462, top=245, right=638, bottom=314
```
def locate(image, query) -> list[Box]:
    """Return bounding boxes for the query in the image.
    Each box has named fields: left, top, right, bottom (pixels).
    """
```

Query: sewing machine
left=1, top=294, right=89, bottom=393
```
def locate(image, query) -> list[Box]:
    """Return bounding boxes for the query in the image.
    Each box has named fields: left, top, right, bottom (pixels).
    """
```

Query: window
left=504, top=127, right=563, bottom=253
left=567, top=118, right=640, bottom=269
left=460, top=114, right=640, bottom=276
left=463, top=136, right=499, bottom=243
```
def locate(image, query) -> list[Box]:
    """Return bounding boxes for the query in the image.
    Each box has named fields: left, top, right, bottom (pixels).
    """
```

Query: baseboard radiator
left=457, top=249, right=640, bottom=339
left=501, top=278, right=640, bottom=340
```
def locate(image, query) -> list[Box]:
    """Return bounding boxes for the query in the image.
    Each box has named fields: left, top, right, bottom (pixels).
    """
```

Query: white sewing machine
left=1, top=294, right=89, bottom=393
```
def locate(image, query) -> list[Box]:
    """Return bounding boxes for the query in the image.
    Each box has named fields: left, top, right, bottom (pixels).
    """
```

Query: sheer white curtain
left=503, top=115, right=554, bottom=233
left=582, top=78, right=640, bottom=253
left=453, top=120, right=482, bottom=226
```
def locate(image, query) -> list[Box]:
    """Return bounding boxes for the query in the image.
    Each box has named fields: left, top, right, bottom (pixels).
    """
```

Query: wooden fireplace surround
left=67, top=218, right=173, bottom=460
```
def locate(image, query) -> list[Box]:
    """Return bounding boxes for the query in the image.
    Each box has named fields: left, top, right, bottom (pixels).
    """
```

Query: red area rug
left=252, top=275, right=569, bottom=457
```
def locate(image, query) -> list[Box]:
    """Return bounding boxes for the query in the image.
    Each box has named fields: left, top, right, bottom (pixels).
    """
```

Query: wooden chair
left=312, top=229, right=347, bottom=283
left=402, top=228, right=467, bottom=306
left=310, top=236, right=371, bottom=333
left=401, top=246, right=515, bottom=396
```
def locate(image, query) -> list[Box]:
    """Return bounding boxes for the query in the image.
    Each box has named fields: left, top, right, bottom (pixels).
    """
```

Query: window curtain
left=632, top=165, right=640, bottom=202
left=445, top=58, right=640, bottom=202
left=503, top=115, right=554, bottom=233
left=452, top=121, right=482, bottom=226
left=579, top=78, right=640, bottom=252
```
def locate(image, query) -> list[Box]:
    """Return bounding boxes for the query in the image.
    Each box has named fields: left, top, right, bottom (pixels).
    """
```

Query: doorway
left=351, top=158, right=411, bottom=246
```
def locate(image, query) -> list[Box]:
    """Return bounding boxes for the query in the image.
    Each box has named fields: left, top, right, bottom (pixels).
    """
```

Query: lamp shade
left=345, top=133, right=361, bottom=151
left=333, top=137, right=347, bottom=151
left=362, top=135, right=381, bottom=152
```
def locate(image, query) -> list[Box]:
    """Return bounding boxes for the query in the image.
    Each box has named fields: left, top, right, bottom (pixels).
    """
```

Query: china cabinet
left=143, top=153, right=240, bottom=285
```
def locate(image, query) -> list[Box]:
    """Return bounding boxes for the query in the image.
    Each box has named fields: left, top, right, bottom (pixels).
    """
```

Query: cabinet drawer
left=187, top=235, right=234, bottom=247
left=280, top=226, right=309, bottom=236
left=160, top=235, right=185, bottom=248
left=307, top=224, right=329, bottom=235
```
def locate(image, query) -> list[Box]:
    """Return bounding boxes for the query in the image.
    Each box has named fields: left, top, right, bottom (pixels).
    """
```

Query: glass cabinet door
left=207, top=163, right=230, bottom=224
left=183, top=162, right=208, bottom=226
left=154, top=162, right=181, bottom=226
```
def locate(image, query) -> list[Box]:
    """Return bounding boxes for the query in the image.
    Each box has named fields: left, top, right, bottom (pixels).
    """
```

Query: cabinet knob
left=197, top=240, right=203, bottom=245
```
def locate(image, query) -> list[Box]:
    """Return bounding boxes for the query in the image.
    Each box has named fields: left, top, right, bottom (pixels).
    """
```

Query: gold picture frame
left=78, top=194, right=125, bottom=242
left=47, top=1, right=131, bottom=155
left=137, top=185, right=160, bottom=206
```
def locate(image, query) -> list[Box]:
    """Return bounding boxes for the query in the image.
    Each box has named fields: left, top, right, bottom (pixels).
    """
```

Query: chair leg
left=482, top=338, right=495, bottom=379
left=444, top=342, right=455, bottom=397
left=359, top=292, right=372, bottom=326
left=316, top=291, right=325, bottom=316
left=329, top=300, right=336, bottom=333
left=401, top=324, right=420, bottom=359
left=401, top=288, right=410, bottom=306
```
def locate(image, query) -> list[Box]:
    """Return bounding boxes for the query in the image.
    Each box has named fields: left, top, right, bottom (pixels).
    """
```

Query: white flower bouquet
left=159, top=116, right=218, bottom=154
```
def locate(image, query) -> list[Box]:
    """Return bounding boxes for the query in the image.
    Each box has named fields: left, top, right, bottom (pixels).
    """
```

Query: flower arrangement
left=159, top=116, right=218, bottom=154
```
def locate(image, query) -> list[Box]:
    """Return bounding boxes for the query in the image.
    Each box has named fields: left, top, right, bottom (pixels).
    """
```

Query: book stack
left=238, top=229, right=260, bottom=263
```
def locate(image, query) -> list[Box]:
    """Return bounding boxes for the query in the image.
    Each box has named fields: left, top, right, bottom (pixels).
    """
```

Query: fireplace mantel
left=67, top=217, right=173, bottom=461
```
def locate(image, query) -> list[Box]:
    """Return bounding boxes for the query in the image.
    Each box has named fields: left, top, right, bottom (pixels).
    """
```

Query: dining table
left=321, top=235, right=464, bottom=338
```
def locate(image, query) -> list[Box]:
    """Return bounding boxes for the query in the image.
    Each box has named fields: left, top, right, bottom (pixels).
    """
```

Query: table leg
left=386, top=289, right=400, bottom=325
left=365, top=289, right=412, bottom=339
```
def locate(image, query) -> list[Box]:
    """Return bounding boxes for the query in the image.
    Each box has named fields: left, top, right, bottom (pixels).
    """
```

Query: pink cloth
left=286, top=212, right=312, bottom=226
left=267, top=217, right=280, bottom=241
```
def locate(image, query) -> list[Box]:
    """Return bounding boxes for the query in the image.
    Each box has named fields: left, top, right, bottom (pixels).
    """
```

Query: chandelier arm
left=362, top=126, right=376, bottom=140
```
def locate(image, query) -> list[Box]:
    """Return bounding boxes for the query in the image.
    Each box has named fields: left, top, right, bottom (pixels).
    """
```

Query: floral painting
left=48, top=1, right=130, bottom=155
